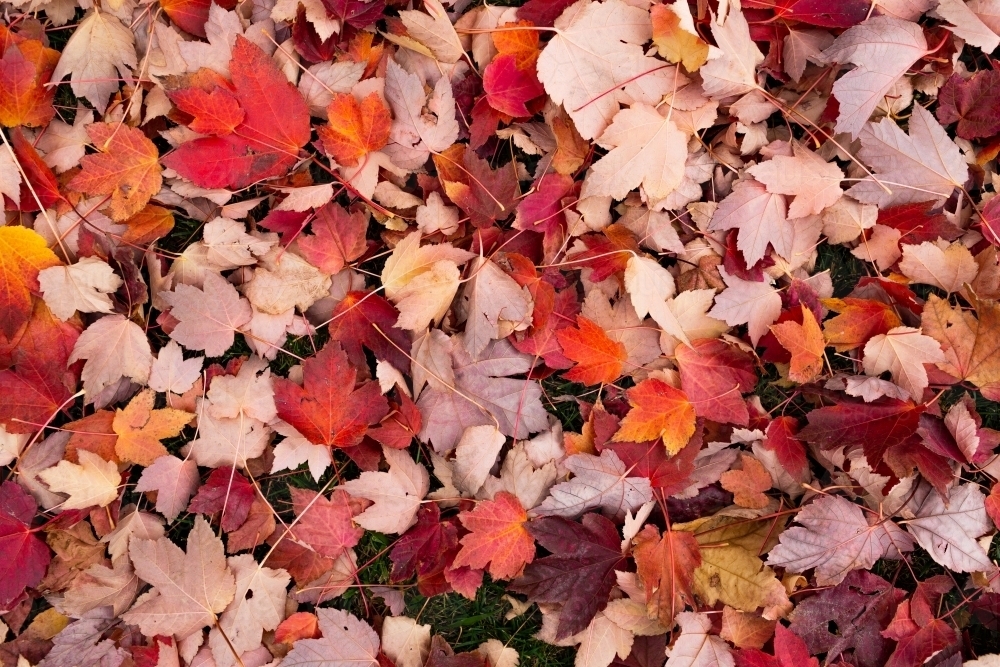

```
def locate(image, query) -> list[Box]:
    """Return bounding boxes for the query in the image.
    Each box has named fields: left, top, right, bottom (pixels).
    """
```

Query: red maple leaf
left=453, top=491, right=535, bottom=580
left=287, top=487, right=363, bottom=558
left=510, top=513, right=626, bottom=639
left=163, top=36, right=310, bottom=189
left=327, top=291, right=411, bottom=373
left=734, top=624, right=820, bottom=667
left=798, top=397, right=924, bottom=467
left=0, top=481, right=51, bottom=606
left=676, top=339, right=756, bottom=426
left=187, top=466, right=256, bottom=532
left=272, top=341, right=388, bottom=448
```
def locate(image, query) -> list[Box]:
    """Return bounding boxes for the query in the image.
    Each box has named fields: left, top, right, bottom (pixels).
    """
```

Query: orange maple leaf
left=69, top=124, right=163, bottom=222
left=123, top=205, right=175, bottom=246
left=113, top=389, right=193, bottom=466
left=453, top=491, right=535, bottom=580
left=0, top=35, right=60, bottom=128
left=633, top=524, right=701, bottom=625
left=556, top=316, right=627, bottom=385
left=0, top=226, right=61, bottom=339
left=822, top=297, right=902, bottom=352
left=168, top=86, right=244, bottom=136
left=493, top=20, right=541, bottom=70
left=317, top=92, right=392, bottom=167
left=64, top=410, right=118, bottom=463
left=613, top=378, right=696, bottom=454
left=770, top=306, right=826, bottom=384
left=720, top=453, right=772, bottom=509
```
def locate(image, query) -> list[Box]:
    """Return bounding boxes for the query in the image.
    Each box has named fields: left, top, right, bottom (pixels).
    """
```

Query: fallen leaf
left=122, top=516, right=235, bottom=639
left=112, top=389, right=192, bottom=466
left=38, top=450, right=120, bottom=510
left=453, top=491, right=535, bottom=580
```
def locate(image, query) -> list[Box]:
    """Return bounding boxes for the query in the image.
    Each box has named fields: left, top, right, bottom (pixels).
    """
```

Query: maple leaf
left=556, top=316, right=628, bottom=386
left=798, top=397, right=923, bottom=466
left=286, top=487, right=363, bottom=558
left=709, top=179, right=791, bottom=267
left=0, top=226, right=61, bottom=339
left=936, top=69, right=1000, bottom=139
left=134, top=455, right=200, bottom=522
left=820, top=16, right=927, bottom=138
left=208, top=554, right=290, bottom=667
left=666, top=612, right=735, bottom=667
left=328, top=290, right=411, bottom=373
left=380, top=231, right=475, bottom=331
left=580, top=104, right=688, bottom=203
left=720, top=454, right=772, bottom=509
left=676, top=516, right=791, bottom=620
left=536, top=0, right=666, bottom=140
left=535, top=449, right=654, bottom=520
left=68, top=314, right=154, bottom=399
left=900, top=481, right=993, bottom=572
left=453, top=491, right=535, bottom=579
left=899, top=240, right=977, bottom=293
left=433, top=145, right=520, bottom=228
left=0, top=36, right=59, bottom=128
left=37, top=257, right=122, bottom=322
left=484, top=44, right=545, bottom=117
left=822, top=298, right=902, bottom=352
left=861, top=326, right=944, bottom=400
left=112, top=389, right=192, bottom=466
left=398, top=0, right=465, bottom=63
left=788, top=570, right=905, bottom=667
left=161, top=272, right=252, bottom=357
left=768, top=495, right=913, bottom=586
left=163, top=36, right=310, bottom=189
left=317, top=92, right=392, bottom=167
left=384, top=58, right=458, bottom=168
left=882, top=576, right=960, bottom=667
left=632, top=524, right=700, bottom=626
left=298, top=201, right=369, bottom=275
left=848, top=105, right=969, bottom=207
left=675, top=339, right=755, bottom=425
left=68, top=124, right=161, bottom=222
left=283, top=608, right=380, bottom=667
left=340, top=447, right=429, bottom=534
left=747, top=144, right=844, bottom=218
left=459, top=257, right=533, bottom=358
left=651, top=1, right=709, bottom=72
left=159, top=0, right=215, bottom=37
left=273, top=341, right=388, bottom=448
left=921, top=295, right=1000, bottom=400
left=733, top=624, right=818, bottom=667
left=417, top=337, right=549, bottom=452
left=700, top=7, right=763, bottom=99
left=0, top=480, right=51, bottom=606
left=510, top=513, right=627, bottom=639
left=148, top=340, right=203, bottom=395
left=49, top=10, right=135, bottom=113
left=770, top=306, right=826, bottom=384
left=709, top=269, right=783, bottom=345
left=613, top=378, right=696, bottom=454
left=187, top=466, right=256, bottom=532
left=38, top=450, right=119, bottom=510
left=453, top=425, right=506, bottom=495
left=123, top=516, right=236, bottom=639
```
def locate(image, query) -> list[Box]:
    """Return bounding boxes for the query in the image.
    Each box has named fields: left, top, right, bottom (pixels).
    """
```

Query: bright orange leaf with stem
left=613, top=378, right=696, bottom=454
left=453, top=491, right=535, bottom=580
left=69, top=123, right=163, bottom=222
left=317, top=92, right=392, bottom=167
left=556, top=316, right=627, bottom=385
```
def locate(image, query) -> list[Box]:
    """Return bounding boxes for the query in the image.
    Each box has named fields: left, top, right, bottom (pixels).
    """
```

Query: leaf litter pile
left=8, top=0, right=1000, bottom=665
